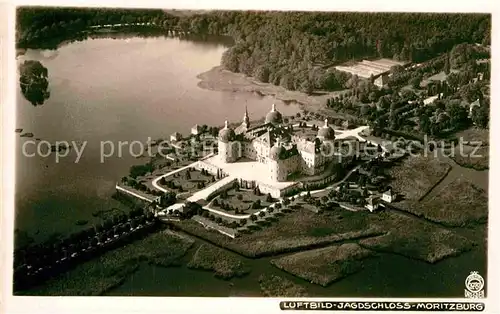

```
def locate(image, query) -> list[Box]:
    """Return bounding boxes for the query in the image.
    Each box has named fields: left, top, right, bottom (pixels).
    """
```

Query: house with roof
left=365, top=195, right=381, bottom=212
left=382, top=188, right=395, bottom=203
left=468, top=99, right=481, bottom=118
left=191, top=124, right=202, bottom=135
left=170, top=132, right=182, bottom=142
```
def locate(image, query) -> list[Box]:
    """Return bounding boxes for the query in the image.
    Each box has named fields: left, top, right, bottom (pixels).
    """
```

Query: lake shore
left=197, top=66, right=351, bottom=117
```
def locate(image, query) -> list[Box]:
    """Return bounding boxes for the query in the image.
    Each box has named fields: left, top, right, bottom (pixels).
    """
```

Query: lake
left=15, top=34, right=301, bottom=241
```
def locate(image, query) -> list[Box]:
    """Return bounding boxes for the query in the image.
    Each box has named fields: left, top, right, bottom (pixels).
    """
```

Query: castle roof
left=218, top=120, right=235, bottom=143
left=265, top=103, right=283, bottom=124
left=317, top=119, right=335, bottom=140
left=269, top=145, right=285, bottom=161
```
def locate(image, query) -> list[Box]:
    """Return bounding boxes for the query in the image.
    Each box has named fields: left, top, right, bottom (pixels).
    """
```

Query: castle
left=217, top=104, right=341, bottom=182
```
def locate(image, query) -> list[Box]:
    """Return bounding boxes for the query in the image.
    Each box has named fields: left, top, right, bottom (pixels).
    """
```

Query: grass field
left=172, top=208, right=384, bottom=257
left=271, top=243, right=375, bottom=286
left=454, top=128, right=489, bottom=146
left=187, top=244, right=250, bottom=279
left=450, top=146, right=489, bottom=170
left=20, top=230, right=194, bottom=296
left=388, top=155, right=451, bottom=201
left=407, top=178, right=488, bottom=227
left=258, top=274, right=309, bottom=297
left=359, top=211, right=476, bottom=263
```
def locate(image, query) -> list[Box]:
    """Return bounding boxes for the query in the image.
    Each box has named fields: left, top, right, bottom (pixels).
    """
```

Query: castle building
left=215, top=104, right=341, bottom=182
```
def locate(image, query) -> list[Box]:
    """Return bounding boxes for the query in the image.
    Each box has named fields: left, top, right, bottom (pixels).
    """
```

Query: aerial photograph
left=13, top=7, right=490, bottom=297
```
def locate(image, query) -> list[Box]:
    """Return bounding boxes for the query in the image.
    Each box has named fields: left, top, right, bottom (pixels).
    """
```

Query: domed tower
left=218, top=120, right=236, bottom=163
left=317, top=119, right=335, bottom=141
left=265, top=103, right=283, bottom=125
left=268, top=138, right=286, bottom=182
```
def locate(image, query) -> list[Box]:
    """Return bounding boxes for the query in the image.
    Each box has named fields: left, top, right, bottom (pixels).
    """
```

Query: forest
left=17, top=8, right=490, bottom=93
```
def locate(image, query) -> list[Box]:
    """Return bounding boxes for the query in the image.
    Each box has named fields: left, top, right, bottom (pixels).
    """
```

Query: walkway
left=151, top=153, right=215, bottom=193
left=147, top=125, right=379, bottom=220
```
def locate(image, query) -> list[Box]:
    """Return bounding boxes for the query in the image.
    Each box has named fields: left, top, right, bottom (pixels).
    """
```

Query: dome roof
left=269, top=145, right=285, bottom=161
left=218, top=121, right=235, bottom=143
left=317, top=119, right=335, bottom=140
left=265, top=104, right=283, bottom=124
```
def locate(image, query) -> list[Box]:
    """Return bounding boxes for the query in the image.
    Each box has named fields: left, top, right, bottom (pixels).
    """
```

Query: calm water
left=15, top=35, right=300, bottom=240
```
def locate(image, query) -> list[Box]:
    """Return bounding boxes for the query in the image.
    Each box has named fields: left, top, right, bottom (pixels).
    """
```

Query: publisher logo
left=465, top=271, right=485, bottom=298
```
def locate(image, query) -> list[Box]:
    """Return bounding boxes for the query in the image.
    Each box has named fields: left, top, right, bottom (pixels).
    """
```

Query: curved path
left=150, top=126, right=380, bottom=219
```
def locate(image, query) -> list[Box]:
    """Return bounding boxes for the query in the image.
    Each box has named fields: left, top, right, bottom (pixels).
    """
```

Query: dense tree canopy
left=17, top=8, right=490, bottom=91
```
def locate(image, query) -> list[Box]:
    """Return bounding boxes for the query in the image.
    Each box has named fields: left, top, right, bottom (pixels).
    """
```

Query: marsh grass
left=187, top=244, right=250, bottom=279
left=271, top=243, right=374, bottom=286
left=258, top=274, right=309, bottom=297
left=359, top=211, right=476, bottom=263
left=408, top=178, right=488, bottom=227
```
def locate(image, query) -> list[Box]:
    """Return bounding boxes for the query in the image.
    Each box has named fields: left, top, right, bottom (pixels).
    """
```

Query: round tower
left=218, top=120, right=236, bottom=163
left=268, top=138, right=286, bottom=182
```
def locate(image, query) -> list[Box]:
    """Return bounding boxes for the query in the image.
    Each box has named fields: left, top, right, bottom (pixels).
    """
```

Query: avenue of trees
left=14, top=206, right=157, bottom=291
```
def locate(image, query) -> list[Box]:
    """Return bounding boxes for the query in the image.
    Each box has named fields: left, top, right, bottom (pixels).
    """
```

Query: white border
left=1, top=1, right=498, bottom=314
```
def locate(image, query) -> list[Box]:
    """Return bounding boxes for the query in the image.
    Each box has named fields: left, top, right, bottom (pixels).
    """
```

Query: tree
left=254, top=66, right=270, bottom=83
left=19, top=60, right=50, bottom=106
left=233, top=181, right=240, bottom=191
left=258, top=211, right=266, bottom=218
left=409, top=75, right=422, bottom=89
left=471, top=105, right=489, bottom=128
left=240, top=219, right=247, bottom=226
left=299, top=78, right=314, bottom=94
left=419, top=114, right=431, bottom=134
left=250, top=214, right=257, bottom=221
left=251, top=200, right=261, bottom=209
left=237, top=194, right=243, bottom=201
left=444, top=54, right=451, bottom=74
left=390, top=65, right=405, bottom=75
left=282, top=198, right=290, bottom=206
left=447, top=103, right=469, bottom=130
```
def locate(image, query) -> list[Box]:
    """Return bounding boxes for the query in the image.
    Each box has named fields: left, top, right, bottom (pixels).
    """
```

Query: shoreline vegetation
left=187, top=244, right=250, bottom=279
left=258, top=274, right=309, bottom=297
left=271, top=243, right=375, bottom=287
left=196, top=66, right=349, bottom=114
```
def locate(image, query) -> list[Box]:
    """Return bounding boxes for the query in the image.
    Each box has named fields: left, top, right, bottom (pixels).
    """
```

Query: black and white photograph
left=1, top=1, right=497, bottom=313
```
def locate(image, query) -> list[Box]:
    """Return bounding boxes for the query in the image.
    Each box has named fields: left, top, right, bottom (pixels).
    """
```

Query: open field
left=258, top=274, right=309, bottom=297
left=19, top=230, right=194, bottom=296
left=388, top=155, right=451, bottom=201
left=454, top=128, right=489, bottom=146
left=187, top=244, right=250, bottom=279
left=171, top=208, right=384, bottom=257
left=404, top=178, right=488, bottom=227
left=271, top=243, right=375, bottom=287
left=359, top=211, right=476, bottom=263
left=450, top=146, right=489, bottom=170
